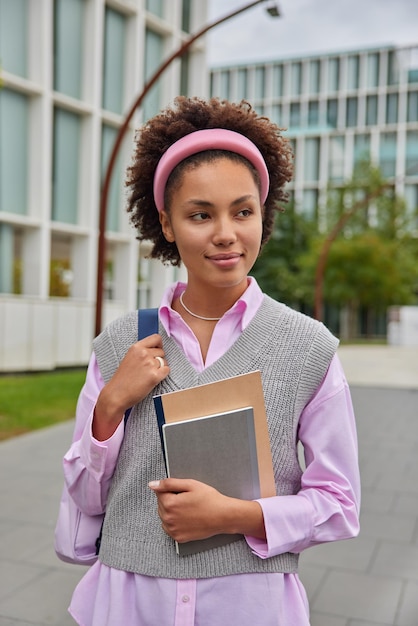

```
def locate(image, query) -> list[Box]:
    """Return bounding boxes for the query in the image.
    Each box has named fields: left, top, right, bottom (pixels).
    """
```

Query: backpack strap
left=123, top=308, right=159, bottom=426
left=138, top=307, right=159, bottom=338
left=96, top=308, right=159, bottom=556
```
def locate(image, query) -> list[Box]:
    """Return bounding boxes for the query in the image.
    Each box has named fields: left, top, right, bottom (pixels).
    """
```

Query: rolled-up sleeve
left=63, top=353, right=124, bottom=516
left=247, top=354, right=360, bottom=558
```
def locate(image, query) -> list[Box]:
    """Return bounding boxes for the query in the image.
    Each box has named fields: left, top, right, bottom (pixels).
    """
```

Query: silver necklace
left=179, top=292, right=222, bottom=321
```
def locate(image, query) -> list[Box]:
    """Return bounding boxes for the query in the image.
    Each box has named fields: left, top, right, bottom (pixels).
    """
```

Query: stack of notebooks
left=153, top=371, right=275, bottom=556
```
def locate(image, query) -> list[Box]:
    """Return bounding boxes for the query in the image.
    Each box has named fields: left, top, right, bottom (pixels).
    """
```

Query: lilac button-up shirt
left=66, top=279, right=360, bottom=626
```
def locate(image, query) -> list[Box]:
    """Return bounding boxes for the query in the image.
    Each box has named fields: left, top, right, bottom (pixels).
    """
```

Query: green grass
left=0, top=369, right=86, bottom=441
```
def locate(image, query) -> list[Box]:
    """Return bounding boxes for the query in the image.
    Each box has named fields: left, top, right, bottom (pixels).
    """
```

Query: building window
left=54, top=0, right=84, bottom=99
left=273, top=65, right=283, bottom=96
left=328, top=58, right=340, bottom=92
left=327, top=99, right=338, bottom=128
left=308, top=101, right=320, bottom=127
left=144, top=29, right=163, bottom=120
left=387, top=50, right=399, bottom=85
left=101, top=124, right=124, bottom=232
left=309, top=60, right=321, bottom=94
left=367, top=52, right=380, bottom=88
left=407, top=91, right=418, bottom=122
left=271, top=104, right=282, bottom=126
left=386, top=93, right=398, bottom=124
left=379, top=132, right=397, bottom=178
left=52, top=108, right=81, bottom=224
left=289, top=102, right=301, bottom=128
left=290, top=62, right=302, bottom=96
left=302, top=189, right=318, bottom=220
left=255, top=67, right=265, bottom=99
left=404, top=184, right=418, bottom=229
left=406, top=130, right=418, bottom=177
left=407, top=47, right=418, bottom=83
left=181, top=0, right=191, bottom=33
left=146, top=0, right=164, bottom=18
left=237, top=69, right=248, bottom=99
left=0, top=224, right=20, bottom=294
left=50, top=235, right=72, bottom=297
left=353, top=134, right=371, bottom=166
left=103, top=8, right=127, bottom=114
left=0, top=0, right=28, bottom=77
left=347, top=55, right=360, bottom=90
left=180, top=53, right=189, bottom=96
left=366, top=95, right=378, bottom=126
left=0, top=89, right=28, bottom=215
left=346, top=97, right=358, bottom=127
left=329, top=136, right=345, bottom=182
left=219, top=70, right=230, bottom=99
left=304, top=138, right=320, bottom=181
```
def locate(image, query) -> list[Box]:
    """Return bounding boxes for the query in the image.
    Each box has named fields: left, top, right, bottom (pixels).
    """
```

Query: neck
left=179, top=292, right=222, bottom=322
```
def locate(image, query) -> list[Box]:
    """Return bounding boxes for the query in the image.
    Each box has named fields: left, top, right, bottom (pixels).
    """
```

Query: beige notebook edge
left=157, top=371, right=276, bottom=498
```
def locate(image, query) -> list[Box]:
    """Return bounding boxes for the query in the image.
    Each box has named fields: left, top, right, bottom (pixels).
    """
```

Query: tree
left=301, top=232, right=418, bottom=338
left=251, top=204, right=316, bottom=308
left=307, top=161, right=418, bottom=337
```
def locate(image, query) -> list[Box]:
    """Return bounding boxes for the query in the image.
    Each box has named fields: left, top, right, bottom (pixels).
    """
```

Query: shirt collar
left=159, top=277, right=263, bottom=337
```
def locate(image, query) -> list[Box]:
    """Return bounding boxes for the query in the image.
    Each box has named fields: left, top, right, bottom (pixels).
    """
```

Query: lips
left=207, top=252, right=242, bottom=261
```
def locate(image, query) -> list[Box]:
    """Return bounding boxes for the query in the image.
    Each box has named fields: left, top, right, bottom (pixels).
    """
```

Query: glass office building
left=210, top=44, right=418, bottom=229
left=0, top=0, right=208, bottom=371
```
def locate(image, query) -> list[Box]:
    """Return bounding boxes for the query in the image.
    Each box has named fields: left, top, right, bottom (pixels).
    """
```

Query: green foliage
left=252, top=161, right=418, bottom=339
left=252, top=205, right=317, bottom=306
left=300, top=232, right=418, bottom=311
left=0, top=369, right=85, bottom=440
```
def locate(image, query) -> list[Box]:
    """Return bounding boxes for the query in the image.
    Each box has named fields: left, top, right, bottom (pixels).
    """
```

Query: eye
left=190, top=212, right=210, bottom=221
left=237, top=208, right=253, bottom=218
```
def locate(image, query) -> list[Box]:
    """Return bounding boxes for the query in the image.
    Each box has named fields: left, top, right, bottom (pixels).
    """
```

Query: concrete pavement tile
left=0, top=607, right=36, bottom=626
left=376, top=470, right=418, bottom=494
left=349, top=621, right=393, bottom=626
left=0, top=560, right=46, bottom=602
left=0, top=569, right=84, bottom=625
left=360, top=489, right=396, bottom=514
left=300, top=536, right=376, bottom=572
left=298, top=563, right=328, bottom=601
left=371, top=543, right=418, bottom=581
left=392, top=493, right=418, bottom=516
left=309, top=612, right=348, bottom=626
left=0, top=524, right=52, bottom=562
left=396, top=581, right=418, bottom=626
left=359, top=511, right=416, bottom=543
left=312, top=571, right=403, bottom=623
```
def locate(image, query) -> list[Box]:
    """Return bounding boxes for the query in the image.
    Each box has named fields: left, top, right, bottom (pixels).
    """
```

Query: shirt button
left=182, top=595, right=190, bottom=603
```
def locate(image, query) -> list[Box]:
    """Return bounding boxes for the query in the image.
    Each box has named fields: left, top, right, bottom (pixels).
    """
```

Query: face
left=159, top=158, right=263, bottom=297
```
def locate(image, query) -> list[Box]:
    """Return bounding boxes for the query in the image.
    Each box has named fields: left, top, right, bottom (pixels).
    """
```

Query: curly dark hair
left=126, top=97, right=293, bottom=266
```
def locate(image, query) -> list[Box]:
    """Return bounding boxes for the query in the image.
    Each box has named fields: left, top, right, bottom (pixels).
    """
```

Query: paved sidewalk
left=0, top=345, right=417, bottom=625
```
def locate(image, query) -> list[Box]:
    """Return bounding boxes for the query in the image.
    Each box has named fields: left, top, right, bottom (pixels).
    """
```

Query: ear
left=159, top=210, right=175, bottom=242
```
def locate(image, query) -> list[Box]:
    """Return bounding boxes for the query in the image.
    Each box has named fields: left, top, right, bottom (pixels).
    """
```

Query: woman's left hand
left=148, top=478, right=266, bottom=543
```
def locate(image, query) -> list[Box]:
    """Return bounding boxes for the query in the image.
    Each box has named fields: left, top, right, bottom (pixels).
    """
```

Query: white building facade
left=211, top=44, right=418, bottom=228
left=0, top=0, right=208, bottom=372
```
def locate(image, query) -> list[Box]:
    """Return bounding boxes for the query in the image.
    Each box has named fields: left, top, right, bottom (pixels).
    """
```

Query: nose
left=212, top=216, right=237, bottom=246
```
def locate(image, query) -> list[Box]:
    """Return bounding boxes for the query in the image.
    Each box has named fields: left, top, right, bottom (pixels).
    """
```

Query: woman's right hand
left=92, top=334, right=169, bottom=441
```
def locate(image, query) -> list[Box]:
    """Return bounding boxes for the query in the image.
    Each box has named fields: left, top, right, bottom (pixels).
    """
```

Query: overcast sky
left=207, top=0, right=418, bottom=66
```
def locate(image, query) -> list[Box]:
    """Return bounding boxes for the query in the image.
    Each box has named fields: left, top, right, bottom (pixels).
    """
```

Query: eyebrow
left=183, top=194, right=258, bottom=208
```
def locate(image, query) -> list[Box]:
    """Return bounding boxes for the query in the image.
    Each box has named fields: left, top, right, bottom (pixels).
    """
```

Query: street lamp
left=95, top=0, right=281, bottom=336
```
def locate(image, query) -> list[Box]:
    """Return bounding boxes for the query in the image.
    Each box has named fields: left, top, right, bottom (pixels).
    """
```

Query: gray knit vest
left=93, top=295, right=338, bottom=579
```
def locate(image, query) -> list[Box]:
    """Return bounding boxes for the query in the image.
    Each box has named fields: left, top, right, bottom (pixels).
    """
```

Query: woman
left=63, top=97, right=360, bottom=625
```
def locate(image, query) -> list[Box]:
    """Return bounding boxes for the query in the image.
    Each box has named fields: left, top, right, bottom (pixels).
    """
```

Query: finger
left=148, top=478, right=196, bottom=493
left=139, top=333, right=163, bottom=349
left=154, top=356, right=165, bottom=369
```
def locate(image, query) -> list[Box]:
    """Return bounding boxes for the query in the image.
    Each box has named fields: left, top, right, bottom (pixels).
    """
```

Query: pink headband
left=153, top=128, right=270, bottom=212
